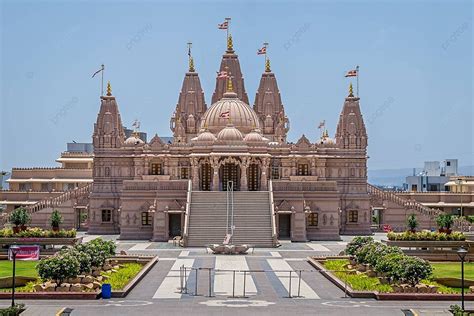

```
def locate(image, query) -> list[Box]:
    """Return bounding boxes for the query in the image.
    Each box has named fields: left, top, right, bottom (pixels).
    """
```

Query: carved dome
left=124, top=134, right=145, bottom=146
left=244, top=128, right=264, bottom=143
left=200, top=91, right=260, bottom=134
left=216, top=123, right=244, bottom=142
left=194, top=128, right=217, bottom=143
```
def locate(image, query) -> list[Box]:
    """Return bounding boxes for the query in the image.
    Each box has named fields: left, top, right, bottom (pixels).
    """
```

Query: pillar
left=191, top=158, right=199, bottom=190
left=261, top=158, right=269, bottom=191
left=240, top=157, right=248, bottom=191
left=212, top=158, right=219, bottom=191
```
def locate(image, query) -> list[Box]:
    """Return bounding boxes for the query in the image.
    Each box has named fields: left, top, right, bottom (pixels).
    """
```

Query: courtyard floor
left=0, top=233, right=469, bottom=315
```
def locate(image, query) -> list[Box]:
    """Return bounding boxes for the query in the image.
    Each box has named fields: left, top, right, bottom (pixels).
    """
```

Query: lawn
left=431, top=262, right=474, bottom=280
left=0, top=260, right=38, bottom=278
left=101, top=263, right=143, bottom=290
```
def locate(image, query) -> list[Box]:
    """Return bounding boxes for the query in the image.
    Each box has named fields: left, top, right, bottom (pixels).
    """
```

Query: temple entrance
left=278, top=214, right=291, bottom=239
left=248, top=163, right=260, bottom=191
left=220, top=163, right=240, bottom=191
left=200, top=163, right=212, bottom=191
left=168, top=214, right=182, bottom=238
left=75, top=208, right=88, bottom=231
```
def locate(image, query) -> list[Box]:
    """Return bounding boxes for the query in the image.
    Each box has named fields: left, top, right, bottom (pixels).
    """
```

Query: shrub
left=50, top=210, right=63, bottom=228
left=37, top=252, right=80, bottom=284
left=0, top=303, right=25, bottom=316
left=8, top=208, right=31, bottom=227
left=75, top=238, right=116, bottom=268
left=407, top=214, right=418, bottom=231
left=355, top=242, right=378, bottom=265
left=345, top=236, right=374, bottom=256
left=59, top=248, right=92, bottom=274
left=374, top=253, right=404, bottom=279
left=0, top=227, right=76, bottom=238
left=366, top=245, right=403, bottom=268
left=398, top=256, right=432, bottom=286
left=436, top=214, right=454, bottom=230
left=387, top=231, right=465, bottom=241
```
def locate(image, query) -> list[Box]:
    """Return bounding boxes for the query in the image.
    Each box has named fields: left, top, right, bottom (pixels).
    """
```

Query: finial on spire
left=187, top=42, right=195, bottom=72
left=227, top=75, right=234, bottom=92
left=265, top=58, right=271, bottom=72
left=106, top=81, right=112, bottom=96
left=348, top=82, right=354, bottom=97
left=227, top=34, right=234, bottom=52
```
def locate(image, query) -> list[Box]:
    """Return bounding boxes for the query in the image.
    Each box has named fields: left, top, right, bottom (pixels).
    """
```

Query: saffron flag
left=217, top=71, right=228, bottom=79
left=219, top=110, right=230, bottom=118
left=345, top=69, right=358, bottom=77
left=218, top=21, right=229, bottom=30
left=257, top=46, right=267, bottom=55
left=92, top=64, right=104, bottom=78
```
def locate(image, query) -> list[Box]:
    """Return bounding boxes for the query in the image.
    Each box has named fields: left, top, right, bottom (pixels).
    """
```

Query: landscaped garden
left=319, top=234, right=473, bottom=295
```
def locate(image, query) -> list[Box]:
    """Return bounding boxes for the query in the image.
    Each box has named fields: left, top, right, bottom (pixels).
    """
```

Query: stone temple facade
left=88, top=38, right=371, bottom=245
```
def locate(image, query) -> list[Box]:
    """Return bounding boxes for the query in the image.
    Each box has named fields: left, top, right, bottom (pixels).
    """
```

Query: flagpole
left=225, top=17, right=231, bottom=47
left=356, top=65, right=359, bottom=97
left=264, top=42, right=268, bottom=70
left=101, top=64, right=104, bottom=96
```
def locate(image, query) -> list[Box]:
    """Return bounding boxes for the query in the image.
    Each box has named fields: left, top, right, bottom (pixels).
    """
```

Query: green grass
left=323, top=259, right=392, bottom=292
left=431, top=262, right=474, bottom=280
left=0, top=260, right=38, bottom=278
left=101, top=263, right=143, bottom=290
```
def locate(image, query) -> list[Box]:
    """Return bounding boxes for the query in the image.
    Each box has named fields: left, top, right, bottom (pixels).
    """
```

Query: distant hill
left=368, top=165, right=474, bottom=186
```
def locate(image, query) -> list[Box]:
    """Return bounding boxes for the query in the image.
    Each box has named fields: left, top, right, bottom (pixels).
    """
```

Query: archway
left=220, top=163, right=240, bottom=191
left=248, top=163, right=260, bottom=191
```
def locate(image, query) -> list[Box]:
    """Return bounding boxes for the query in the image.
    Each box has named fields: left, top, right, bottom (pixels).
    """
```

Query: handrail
left=367, top=183, right=443, bottom=217
left=0, top=182, right=93, bottom=226
left=183, top=179, right=192, bottom=246
left=269, top=180, right=277, bottom=246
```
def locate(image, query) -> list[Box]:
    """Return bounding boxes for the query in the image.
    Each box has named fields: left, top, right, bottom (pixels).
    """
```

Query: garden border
left=308, top=256, right=474, bottom=301
left=0, top=255, right=158, bottom=300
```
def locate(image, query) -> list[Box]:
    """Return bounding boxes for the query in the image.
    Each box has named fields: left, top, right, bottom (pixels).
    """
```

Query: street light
left=457, top=246, right=468, bottom=312
left=9, top=245, right=20, bottom=308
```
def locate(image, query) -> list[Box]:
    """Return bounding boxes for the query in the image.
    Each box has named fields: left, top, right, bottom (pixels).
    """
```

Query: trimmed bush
left=374, top=253, right=404, bottom=278
left=345, top=236, right=374, bottom=256
left=75, top=238, right=116, bottom=268
left=387, top=231, right=465, bottom=241
left=37, top=251, right=80, bottom=284
left=50, top=210, right=63, bottom=228
left=8, top=207, right=31, bottom=227
left=0, top=227, right=76, bottom=238
left=60, top=248, right=92, bottom=274
left=398, top=256, right=432, bottom=286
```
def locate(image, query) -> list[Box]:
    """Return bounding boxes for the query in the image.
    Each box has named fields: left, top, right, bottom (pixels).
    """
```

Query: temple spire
left=265, top=58, right=271, bottom=73
left=187, top=42, right=195, bottom=72
left=227, top=34, right=234, bottom=53
left=348, top=82, right=354, bottom=97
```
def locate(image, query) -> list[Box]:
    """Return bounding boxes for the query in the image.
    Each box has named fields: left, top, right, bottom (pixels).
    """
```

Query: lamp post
left=457, top=246, right=468, bottom=312
left=9, top=245, right=20, bottom=307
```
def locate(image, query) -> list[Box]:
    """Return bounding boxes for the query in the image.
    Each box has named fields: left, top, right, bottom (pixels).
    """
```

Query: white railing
left=269, top=180, right=278, bottom=246
left=183, top=179, right=192, bottom=246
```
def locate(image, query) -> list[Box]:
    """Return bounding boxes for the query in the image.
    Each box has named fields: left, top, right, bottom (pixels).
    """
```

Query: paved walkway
left=1, top=235, right=463, bottom=315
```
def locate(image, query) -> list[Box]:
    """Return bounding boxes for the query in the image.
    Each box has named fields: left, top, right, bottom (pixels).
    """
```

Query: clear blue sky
left=1, top=0, right=472, bottom=172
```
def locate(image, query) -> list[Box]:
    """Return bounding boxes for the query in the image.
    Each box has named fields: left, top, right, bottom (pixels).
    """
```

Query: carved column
left=191, top=158, right=199, bottom=190
left=310, top=158, right=317, bottom=176
left=212, top=157, right=219, bottom=191
left=240, top=157, right=248, bottom=191
left=261, top=157, right=269, bottom=191
left=291, top=158, right=297, bottom=176
left=164, top=157, right=169, bottom=175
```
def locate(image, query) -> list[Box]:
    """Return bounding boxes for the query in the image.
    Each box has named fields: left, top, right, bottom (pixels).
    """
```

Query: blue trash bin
left=102, top=283, right=112, bottom=299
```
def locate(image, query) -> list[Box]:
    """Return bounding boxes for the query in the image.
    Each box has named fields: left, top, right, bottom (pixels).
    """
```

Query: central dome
left=200, top=91, right=260, bottom=134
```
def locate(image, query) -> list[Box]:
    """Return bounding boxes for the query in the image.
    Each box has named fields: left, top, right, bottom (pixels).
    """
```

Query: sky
left=0, top=0, right=472, bottom=173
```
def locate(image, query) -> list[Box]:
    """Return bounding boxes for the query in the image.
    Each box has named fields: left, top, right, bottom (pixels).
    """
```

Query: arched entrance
left=200, top=163, right=212, bottom=191
left=248, top=163, right=260, bottom=191
left=220, top=163, right=240, bottom=191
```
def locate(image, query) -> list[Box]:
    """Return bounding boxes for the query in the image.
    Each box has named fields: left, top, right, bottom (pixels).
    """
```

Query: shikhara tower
left=89, top=32, right=371, bottom=243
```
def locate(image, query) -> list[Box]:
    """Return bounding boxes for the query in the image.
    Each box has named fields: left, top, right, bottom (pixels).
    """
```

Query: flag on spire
left=257, top=46, right=267, bottom=55
left=91, top=64, right=104, bottom=78
left=318, top=120, right=326, bottom=129
left=218, top=20, right=229, bottom=29
left=345, top=68, right=358, bottom=77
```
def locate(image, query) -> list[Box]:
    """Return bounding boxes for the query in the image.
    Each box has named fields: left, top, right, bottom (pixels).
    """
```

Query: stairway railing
left=182, top=179, right=192, bottom=247
left=367, top=183, right=443, bottom=217
left=269, top=180, right=278, bottom=246
left=0, top=182, right=93, bottom=226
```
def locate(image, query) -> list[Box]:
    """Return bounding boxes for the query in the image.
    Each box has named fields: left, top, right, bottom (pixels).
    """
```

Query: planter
left=20, top=225, right=27, bottom=232
left=12, top=226, right=20, bottom=234
left=52, top=227, right=59, bottom=232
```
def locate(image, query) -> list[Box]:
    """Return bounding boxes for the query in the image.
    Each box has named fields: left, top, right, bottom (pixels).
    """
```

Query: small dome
left=217, top=124, right=244, bottom=142
left=195, top=128, right=217, bottom=142
left=124, top=134, right=145, bottom=146
left=244, top=128, right=264, bottom=143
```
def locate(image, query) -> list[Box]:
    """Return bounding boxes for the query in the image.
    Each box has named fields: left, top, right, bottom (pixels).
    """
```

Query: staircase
left=367, top=183, right=443, bottom=217
left=0, top=183, right=93, bottom=226
left=186, top=191, right=274, bottom=247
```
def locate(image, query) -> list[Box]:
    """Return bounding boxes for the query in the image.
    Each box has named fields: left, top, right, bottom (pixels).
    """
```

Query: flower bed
left=0, top=227, right=76, bottom=238
left=387, top=231, right=465, bottom=241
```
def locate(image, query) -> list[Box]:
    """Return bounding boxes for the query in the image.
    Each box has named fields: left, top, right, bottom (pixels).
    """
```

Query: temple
left=87, top=37, right=371, bottom=246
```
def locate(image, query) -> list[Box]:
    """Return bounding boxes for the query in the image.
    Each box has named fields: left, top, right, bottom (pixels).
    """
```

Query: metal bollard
left=297, top=270, right=302, bottom=298
left=232, top=270, right=236, bottom=298
left=207, top=268, right=214, bottom=297
left=287, top=271, right=292, bottom=298
left=194, top=268, right=199, bottom=296
left=179, top=266, right=183, bottom=293
left=184, top=267, right=188, bottom=294
left=242, top=270, right=247, bottom=298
